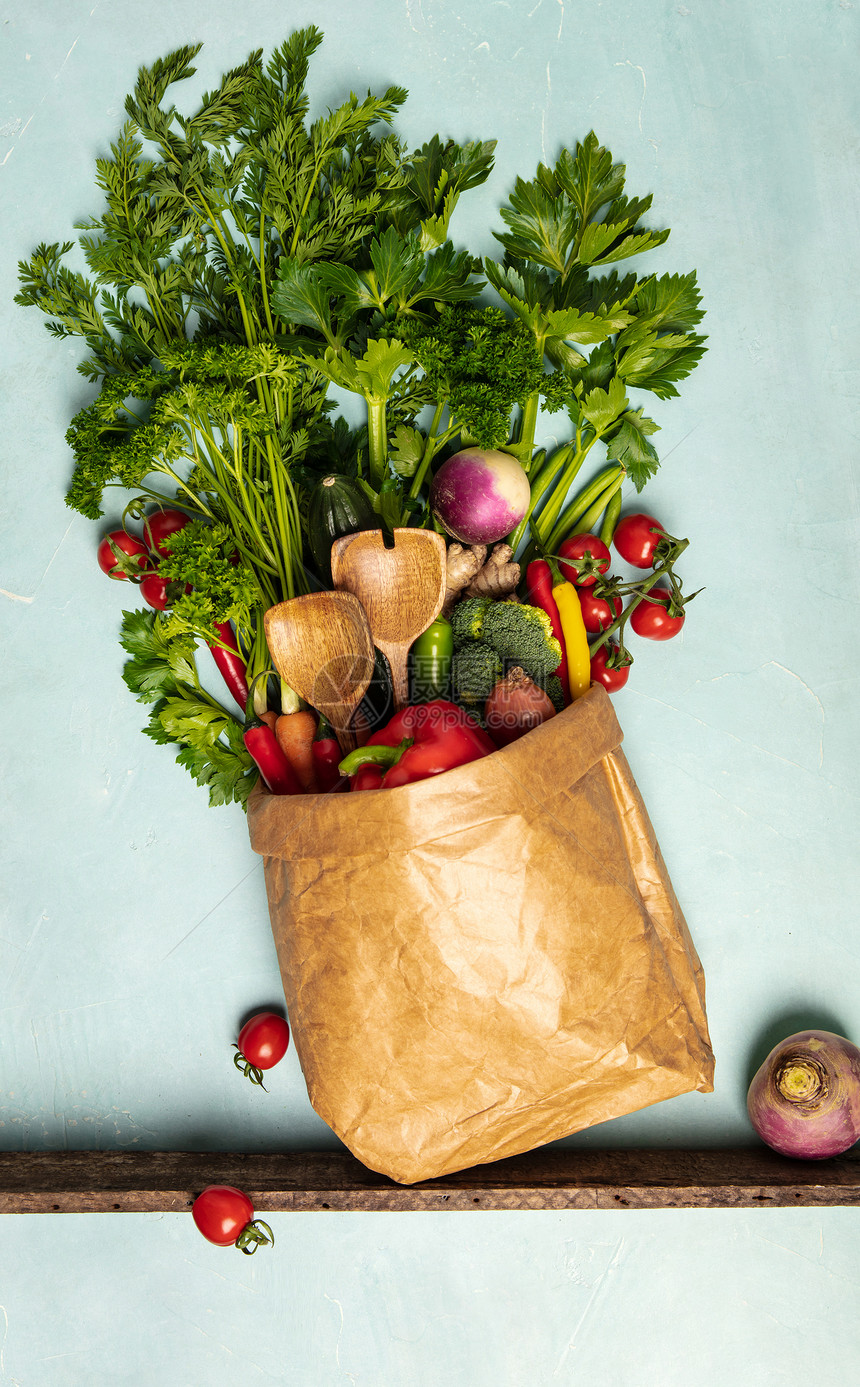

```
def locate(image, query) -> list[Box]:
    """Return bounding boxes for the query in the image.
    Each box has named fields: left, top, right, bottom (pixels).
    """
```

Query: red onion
left=747, top=1029, right=860, bottom=1159
left=485, top=667, right=556, bottom=746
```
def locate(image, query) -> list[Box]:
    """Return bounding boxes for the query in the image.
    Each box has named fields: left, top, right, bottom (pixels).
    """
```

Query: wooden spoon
left=330, top=528, right=447, bottom=710
left=263, top=591, right=375, bottom=753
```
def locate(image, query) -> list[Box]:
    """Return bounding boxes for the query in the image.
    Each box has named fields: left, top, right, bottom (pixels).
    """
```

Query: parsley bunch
left=16, top=29, right=706, bottom=808
left=15, top=28, right=497, bottom=804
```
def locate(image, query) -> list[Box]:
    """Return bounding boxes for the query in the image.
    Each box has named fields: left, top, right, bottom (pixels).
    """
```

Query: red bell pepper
left=339, top=700, right=496, bottom=790
left=524, top=560, right=571, bottom=704
left=350, top=763, right=387, bottom=792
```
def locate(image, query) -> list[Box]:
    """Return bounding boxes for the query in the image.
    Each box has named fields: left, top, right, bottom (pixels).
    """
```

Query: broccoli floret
left=480, top=601, right=563, bottom=682
left=544, top=673, right=565, bottom=712
left=450, top=596, right=490, bottom=647
left=451, top=641, right=503, bottom=704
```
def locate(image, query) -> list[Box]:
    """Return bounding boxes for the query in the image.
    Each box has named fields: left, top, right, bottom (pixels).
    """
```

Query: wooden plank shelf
left=1, top=1148, right=858, bottom=1214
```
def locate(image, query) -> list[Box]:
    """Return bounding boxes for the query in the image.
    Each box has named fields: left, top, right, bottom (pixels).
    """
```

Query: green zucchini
left=307, top=474, right=377, bottom=586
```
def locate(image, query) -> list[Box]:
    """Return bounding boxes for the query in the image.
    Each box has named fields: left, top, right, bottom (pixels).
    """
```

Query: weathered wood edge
left=1, top=1148, right=858, bottom=1213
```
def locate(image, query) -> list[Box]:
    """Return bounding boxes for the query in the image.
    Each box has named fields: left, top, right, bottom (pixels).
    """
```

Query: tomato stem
left=235, top=1218, right=275, bottom=1255
left=233, top=1046, right=267, bottom=1089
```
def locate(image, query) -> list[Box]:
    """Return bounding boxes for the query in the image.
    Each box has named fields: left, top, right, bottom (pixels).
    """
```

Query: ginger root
left=442, top=541, right=522, bottom=613
left=442, top=543, right=487, bottom=614
left=465, top=543, right=521, bottom=601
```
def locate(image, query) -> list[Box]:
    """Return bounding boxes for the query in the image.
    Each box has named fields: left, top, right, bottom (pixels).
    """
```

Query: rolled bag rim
left=247, top=683, right=624, bottom=856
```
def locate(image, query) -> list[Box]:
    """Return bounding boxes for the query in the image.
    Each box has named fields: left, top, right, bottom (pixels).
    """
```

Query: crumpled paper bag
left=247, top=683, right=714, bottom=1184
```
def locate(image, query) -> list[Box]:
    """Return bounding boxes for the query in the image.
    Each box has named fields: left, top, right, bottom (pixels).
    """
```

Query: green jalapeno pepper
left=409, top=616, right=453, bottom=703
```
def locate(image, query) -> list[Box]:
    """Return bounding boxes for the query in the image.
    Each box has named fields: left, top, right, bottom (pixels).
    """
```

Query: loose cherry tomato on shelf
left=578, top=587, right=622, bottom=633
left=613, top=513, right=665, bottom=569
left=589, top=642, right=631, bottom=692
left=629, top=587, right=686, bottom=641
left=557, top=533, right=611, bottom=587
left=234, top=1011, right=290, bottom=1087
left=191, top=1184, right=274, bottom=1255
left=144, top=508, right=191, bottom=557
left=97, top=529, right=149, bottom=580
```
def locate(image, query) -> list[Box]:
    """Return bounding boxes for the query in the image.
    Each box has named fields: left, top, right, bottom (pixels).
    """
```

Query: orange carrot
left=260, top=710, right=278, bottom=730
left=275, top=711, right=318, bottom=792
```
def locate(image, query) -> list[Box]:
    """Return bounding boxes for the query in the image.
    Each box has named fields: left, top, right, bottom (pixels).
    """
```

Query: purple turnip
left=430, top=448, right=530, bottom=545
left=747, top=1029, right=860, bottom=1159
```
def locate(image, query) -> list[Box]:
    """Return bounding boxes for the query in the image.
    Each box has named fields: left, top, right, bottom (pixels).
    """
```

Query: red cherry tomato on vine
left=97, top=529, right=149, bottom=580
left=192, top=1185, right=274, bottom=1255
left=589, top=643, right=630, bottom=692
left=234, top=1012, right=290, bottom=1086
left=629, top=587, right=685, bottom=641
left=613, top=514, right=665, bottom=569
left=144, top=508, right=191, bottom=557
left=557, top=533, right=611, bottom=587
left=578, top=587, right=622, bottom=633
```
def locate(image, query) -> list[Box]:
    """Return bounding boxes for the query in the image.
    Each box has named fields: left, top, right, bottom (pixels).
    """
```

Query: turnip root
left=747, top=1029, right=860, bottom=1159
left=431, top=448, right=530, bottom=545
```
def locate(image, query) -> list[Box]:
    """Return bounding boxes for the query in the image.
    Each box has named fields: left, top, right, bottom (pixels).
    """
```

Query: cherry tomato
left=578, top=587, right=622, bottom=633
left=192, top=1185, right=253, bottom=1246
left=629, top=587, right=686, bottom=641
left=138, top=570, right=191, bottom=611
left=144, top=508, right=191, bottom=557
left=192, top=1185, right=274, bottom=1255
left=139, top=572, right=171, bottom=610
left=557, top=533, right=611, bottom=587
left=613, top=513, right=665, bottom=569
left=589, top=642, right=631, bottom=692
left=234, top=1012, right=290, bottom=1086
left=97, top=529, right=149, bottom=580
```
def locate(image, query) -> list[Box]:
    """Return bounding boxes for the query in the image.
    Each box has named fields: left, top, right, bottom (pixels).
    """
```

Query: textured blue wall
left=2, top=1, right=859, bottom=1382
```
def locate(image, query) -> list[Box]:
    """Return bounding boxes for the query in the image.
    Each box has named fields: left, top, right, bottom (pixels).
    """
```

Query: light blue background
left=2, top=1, right=859, bottom=1382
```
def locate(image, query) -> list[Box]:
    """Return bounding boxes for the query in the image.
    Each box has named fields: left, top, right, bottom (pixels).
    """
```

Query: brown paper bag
left=247, top=683, right=714, bottom=1184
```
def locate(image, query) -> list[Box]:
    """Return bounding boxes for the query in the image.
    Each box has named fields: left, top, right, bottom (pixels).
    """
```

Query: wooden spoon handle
left=323, top=705, right=360, bottom=755
left=378, top=643, right=410, bottom=712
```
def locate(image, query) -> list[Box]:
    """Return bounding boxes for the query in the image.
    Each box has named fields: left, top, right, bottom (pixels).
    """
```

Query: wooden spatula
left=330, top=528, right=447, bottom=711
left=263, top=591, right=376, bottom=753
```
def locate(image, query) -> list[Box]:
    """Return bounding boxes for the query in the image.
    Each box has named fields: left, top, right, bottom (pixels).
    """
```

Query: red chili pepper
left=340, top=700, right=495, bottom=789
left=209, top=621, right=250, bottom=712
left=312, top=715, right=347, bottom=793
left=243, top=717, right=301, bottom=795
left=524, top=560, right=571, bottom=704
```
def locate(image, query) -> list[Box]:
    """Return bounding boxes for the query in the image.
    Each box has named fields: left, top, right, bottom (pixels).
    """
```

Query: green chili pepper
left=338, top=737, right=414, bottom=778
left=409, top=616, right=453, bottom=702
